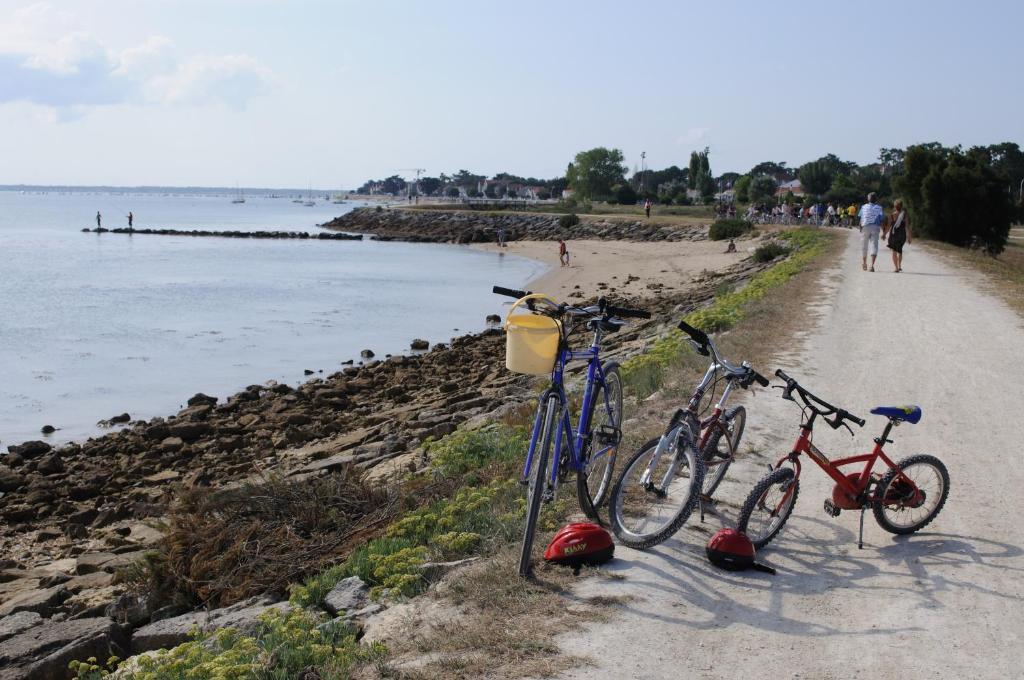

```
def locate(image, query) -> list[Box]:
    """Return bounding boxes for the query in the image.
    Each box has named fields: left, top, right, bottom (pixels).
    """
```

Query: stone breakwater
left=81, top=227, right=362, bottom=240
left=323, top=207, right=709, bottom=243
left=0, top=245, right=771, bottom=677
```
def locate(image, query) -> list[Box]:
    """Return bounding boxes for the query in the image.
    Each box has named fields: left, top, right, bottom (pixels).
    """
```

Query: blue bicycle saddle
left=870, top=405, right=922, bottom=424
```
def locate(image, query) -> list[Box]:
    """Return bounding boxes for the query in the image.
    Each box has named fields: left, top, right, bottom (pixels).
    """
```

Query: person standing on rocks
left=127, top=211, right=134, bottom=229
left=96, top=211, right=101, bottom=228
left=858, top=192, right=884, bottom=272
left=559, top=239, right=570, bottom=267
left=883, top=198, right=911, bottom=272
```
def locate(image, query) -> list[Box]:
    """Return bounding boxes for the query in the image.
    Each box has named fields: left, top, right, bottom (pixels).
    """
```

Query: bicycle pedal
left=542, top=488, right=555, bottom=503
left=596, top=425, right=622, bottom=446
left=823, top=499, right=841, bottom=517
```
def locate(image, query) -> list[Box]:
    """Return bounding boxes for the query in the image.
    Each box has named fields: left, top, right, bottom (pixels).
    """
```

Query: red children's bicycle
left=737, top=370, right=950, bottom=550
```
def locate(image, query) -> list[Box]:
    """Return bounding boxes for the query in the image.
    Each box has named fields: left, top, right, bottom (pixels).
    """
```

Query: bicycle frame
left=773, top=414, right=922, bottom=509
left=520, top=327, right=617, bottom=496
left=688, top=363, right=740, bottom=451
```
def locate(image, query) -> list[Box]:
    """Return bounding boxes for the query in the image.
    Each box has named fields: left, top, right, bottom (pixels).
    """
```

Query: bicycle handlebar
left=774, top=369, right=864, bottom=429
left=677, top=320, right=710, bottom=347
left=492, top=285, right=530, bottom=299
left=604, top=300, right=651, bottom=320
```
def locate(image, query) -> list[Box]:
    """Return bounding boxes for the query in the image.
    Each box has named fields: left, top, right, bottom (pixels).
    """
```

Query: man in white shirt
left=858, top=192, right=884, bottom=271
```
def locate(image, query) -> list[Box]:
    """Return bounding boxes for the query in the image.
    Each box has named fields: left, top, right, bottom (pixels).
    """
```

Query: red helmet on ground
left=706, top=528, right=775, bottom=574
left=544, top=522, right=614, bottom=567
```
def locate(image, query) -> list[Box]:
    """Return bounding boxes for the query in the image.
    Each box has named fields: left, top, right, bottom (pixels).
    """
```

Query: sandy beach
left=474, top=238, right=751, bottom=301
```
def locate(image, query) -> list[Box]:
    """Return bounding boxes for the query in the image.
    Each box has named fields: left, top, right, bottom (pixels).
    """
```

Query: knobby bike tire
left=737, top=466, right=799, bottom=549
left=872, top=454, right=950, bottom=535
left=608, top=429, right=705, bottom=550
left=701, top=405, right=746, bottom=498
left=577, top=363, right=622, bottom=517
left=518, top=396, right=557, bottom=578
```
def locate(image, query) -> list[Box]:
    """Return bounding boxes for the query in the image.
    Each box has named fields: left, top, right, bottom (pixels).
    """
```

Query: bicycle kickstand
left=699, top=495, right=706, bottom=523
left=857, top=507, right=865, bottom=550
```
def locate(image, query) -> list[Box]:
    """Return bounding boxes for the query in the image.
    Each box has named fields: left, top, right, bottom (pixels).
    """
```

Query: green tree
left=733, top=175, right=752, bottom=202
left=613, top=183, right=638, bottom=205
left=896, top=144, right=1011, bottom=254
left=748, top=175, right=777, bottom=204
left=418, top=177, right=441, bottom=196
left=445, top=186, right=460, bottom=198
left=566, top=148, right=627, bottom=200
left=688, top=151, right=701, bottom=190
left=798, top=154, right=855, bottom=198
left=748, top=161, right=794, bottom=181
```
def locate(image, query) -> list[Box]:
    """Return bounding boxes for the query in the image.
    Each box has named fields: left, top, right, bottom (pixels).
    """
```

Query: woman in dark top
left=884, top=199, right=911, bottom=272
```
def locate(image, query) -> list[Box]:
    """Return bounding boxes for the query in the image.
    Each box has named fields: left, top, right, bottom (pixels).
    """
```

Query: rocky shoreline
left=322, top=206, right=709, bottom=243
left=0, top=214, right=772, bottom=677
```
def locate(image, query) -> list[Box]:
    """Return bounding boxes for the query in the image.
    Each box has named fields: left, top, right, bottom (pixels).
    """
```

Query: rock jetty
left=322, top=207, right=708, bottom=243
left=82, top=227, right=362, bottom=240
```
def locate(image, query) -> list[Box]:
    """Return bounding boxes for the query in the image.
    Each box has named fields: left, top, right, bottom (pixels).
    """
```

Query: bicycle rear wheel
left=701, top=405, right=745, bottom=498
left=519, top=395, right=558, bottom=578
left=872, top=455, right=949, bottom=535
left=737, top=466, right=799, bottom=549
left=609, top=426, right=704, bottom=550
left=577, top=363, right=622, bottom=516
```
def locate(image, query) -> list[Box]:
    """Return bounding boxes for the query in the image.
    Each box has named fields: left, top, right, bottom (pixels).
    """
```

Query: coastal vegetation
left=58, top=222, right=833, bottom=678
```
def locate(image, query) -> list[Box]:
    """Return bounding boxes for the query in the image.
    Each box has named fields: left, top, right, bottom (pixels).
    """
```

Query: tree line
left=354, top=141, right=1023, bottom=254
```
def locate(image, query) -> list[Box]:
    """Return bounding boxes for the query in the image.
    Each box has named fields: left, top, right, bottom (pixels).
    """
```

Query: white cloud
left=0, top=3, right=274, bottom=118
left=676, top=127, right=710, bottom=146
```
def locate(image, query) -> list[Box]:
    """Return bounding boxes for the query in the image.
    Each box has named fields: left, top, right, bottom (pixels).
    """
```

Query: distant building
left=561, top=188, right=575, bottom=199
left=775, top=179, right=804, bottom=197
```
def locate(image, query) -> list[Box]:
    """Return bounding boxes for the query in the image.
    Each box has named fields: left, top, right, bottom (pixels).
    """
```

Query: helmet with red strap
left=706, top=528, right=776, bottom=574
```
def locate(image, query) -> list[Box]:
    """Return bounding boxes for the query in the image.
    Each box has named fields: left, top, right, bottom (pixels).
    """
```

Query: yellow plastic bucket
left=504, top=294, right=561, bottom=375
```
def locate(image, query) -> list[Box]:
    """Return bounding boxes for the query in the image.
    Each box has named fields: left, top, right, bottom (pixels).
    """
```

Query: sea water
left=0, top=190, right=545, bottom=445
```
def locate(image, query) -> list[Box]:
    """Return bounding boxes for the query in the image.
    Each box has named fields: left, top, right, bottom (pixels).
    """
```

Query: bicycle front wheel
left=872, top=454, right=949, bottom=535
left=609, top=428, right=705, bottom=550
left=701, top=405, right=746, bottom=498
left=577, top=363, right=622, bottom=515
left=737, top=466, right=799, bottom=549
left=519, top=395, right=557, bottom=578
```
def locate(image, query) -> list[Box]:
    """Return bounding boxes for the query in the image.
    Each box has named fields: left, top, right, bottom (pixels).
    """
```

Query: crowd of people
left=743, top=201, right=864, bottom=227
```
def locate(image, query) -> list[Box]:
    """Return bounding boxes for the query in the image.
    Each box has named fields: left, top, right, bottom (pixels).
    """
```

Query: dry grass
left=921, top=229, right=1024, bottom=317
left=374, top=550, right=622, bottom=679
left=125, top=470, right=403, bottom=608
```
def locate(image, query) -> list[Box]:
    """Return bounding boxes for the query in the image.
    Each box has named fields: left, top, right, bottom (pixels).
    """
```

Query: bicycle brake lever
left=839, top=421, right=854, bottom=437
left=773, top=384, right=795, bottom=401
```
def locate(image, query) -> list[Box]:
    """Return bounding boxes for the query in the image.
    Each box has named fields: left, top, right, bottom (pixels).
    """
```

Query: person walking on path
left=496, top=226, right=506, bottom=247
left=644, top=199, right=652, bottom=218
left=127, top=212, right=134, bottom=229
left=96, top=211, right=101, bottom=228
left=883, top=199, right=911, bottom=272
left=559, top=240, right=570, bottom=267
left=858, top=192, right=884, bottom=271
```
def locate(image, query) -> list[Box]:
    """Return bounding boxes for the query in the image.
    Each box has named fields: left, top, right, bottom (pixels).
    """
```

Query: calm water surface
left=0, top=191, right=544, bottom=445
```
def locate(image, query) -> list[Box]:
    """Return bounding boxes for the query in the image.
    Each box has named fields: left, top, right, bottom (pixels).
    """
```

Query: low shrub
left=559, top=212, right=580, bottom=229
left=74, top=609, right=385, bottom=679
left=123, top=472, right=396, bottom=609
left=709, top=218, right=753, bottom=241
left=752, top=242, right=791, bottom=262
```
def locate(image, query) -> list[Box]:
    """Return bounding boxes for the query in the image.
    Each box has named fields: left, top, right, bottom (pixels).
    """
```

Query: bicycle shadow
left=585, top=520, right=1024, bottom=638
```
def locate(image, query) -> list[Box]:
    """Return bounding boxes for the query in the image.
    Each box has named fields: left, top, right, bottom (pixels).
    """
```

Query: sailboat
left=231, top=184, right=245, bottom=204
left=332, top=185, right=346, bottom=203
left=303, top=185, right=315, bottom=207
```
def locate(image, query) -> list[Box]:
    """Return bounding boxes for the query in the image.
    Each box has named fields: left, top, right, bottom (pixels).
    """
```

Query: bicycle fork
left=640, top=424, right=686, bottom=495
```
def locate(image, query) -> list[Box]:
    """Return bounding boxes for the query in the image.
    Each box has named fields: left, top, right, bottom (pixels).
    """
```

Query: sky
left=1, top=0, right=1022, bottom=189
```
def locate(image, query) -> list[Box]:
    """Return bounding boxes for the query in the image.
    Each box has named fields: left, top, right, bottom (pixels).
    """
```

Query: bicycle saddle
left=870, top=405, right=922, bottom=424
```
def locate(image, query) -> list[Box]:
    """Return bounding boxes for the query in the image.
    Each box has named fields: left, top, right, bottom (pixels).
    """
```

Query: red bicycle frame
left=774, top=414, right=923, bottom=511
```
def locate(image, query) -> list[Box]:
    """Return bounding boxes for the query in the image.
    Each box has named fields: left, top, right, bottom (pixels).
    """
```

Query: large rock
left=322, top=576, right=368, bottom=616
left=186, top=393, right=218, bottom=407
left=0, top=616, right=127, bottom=680
left=166, top=422, right=213, bottom=442
left=0, top=466, right=25, bottom=492
left=130, top=597, right=291, bottom=653
left=0, top=611, right=41, bottom=643
left=0, top=585, right=68, bottom=618
left=6, top=441, right=51, bottom=458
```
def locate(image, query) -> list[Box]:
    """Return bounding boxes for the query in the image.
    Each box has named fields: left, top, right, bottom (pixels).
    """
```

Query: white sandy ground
left=473, top=239, right=748, bottom=301
left=542, top=231, right=1024, bottom=679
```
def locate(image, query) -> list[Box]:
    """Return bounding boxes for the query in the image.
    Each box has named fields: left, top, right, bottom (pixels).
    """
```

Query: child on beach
left=559, top=240, right=569, bottom=267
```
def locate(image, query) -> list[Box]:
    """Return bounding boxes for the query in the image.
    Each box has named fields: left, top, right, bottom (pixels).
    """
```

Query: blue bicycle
left=493, top=286, right=650, bottom=577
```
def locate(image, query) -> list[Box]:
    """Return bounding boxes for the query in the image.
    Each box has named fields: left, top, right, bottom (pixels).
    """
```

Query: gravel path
left=550, top=232, right=1024, bottom=679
